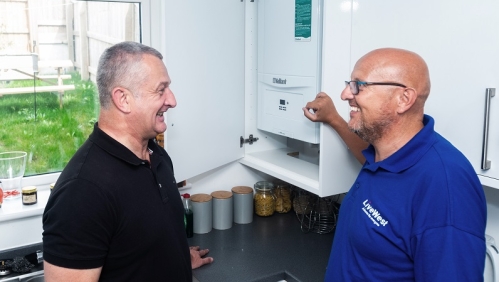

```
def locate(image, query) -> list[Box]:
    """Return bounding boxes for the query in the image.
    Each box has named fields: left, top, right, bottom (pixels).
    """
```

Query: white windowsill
left=0, top=173, right=60, bottom=223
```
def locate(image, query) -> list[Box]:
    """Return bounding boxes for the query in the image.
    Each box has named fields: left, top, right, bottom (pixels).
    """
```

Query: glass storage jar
left=274, top=182, right=292, bottom=213
left=254, top=181, right=276, bottom=217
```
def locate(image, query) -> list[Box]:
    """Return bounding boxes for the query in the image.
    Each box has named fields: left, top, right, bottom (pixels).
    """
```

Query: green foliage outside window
left=0, top=73, right=99, bottom=176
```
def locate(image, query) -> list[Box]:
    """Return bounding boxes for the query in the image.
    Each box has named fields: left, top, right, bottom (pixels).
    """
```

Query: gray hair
left=96, top=41, right=163, bottom=109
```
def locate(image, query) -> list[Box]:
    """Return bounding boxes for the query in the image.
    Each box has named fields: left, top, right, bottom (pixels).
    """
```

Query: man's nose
left=341, top=84, right=354, bottom=101
left=165, top=88, right=177, bottom=108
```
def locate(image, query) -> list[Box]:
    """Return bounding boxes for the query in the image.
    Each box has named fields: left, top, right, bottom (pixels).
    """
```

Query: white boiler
left=257, top=0, right=323, bottom=144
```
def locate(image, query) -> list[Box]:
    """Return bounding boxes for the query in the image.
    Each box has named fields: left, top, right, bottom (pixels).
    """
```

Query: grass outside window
left=0, top=73, right=99, bottom=176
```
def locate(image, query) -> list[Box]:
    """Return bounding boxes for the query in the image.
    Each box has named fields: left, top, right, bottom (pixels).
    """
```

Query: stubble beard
left=348, top=115, right=392, bottom=144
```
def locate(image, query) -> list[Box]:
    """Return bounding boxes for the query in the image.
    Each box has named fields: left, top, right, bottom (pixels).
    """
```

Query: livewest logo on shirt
left=361, top=199, right=389, bottom=227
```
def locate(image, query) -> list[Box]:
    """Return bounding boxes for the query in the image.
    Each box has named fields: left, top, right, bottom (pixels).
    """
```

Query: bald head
left=355, top=48, right=431, bottom=109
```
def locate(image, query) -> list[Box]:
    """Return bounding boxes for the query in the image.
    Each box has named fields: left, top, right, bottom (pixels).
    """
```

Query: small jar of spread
left=22, top=186, right=37, bottom=205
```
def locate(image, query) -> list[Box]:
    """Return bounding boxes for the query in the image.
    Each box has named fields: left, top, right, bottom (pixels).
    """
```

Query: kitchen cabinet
left=163, top=0, right=499, bottom=195
left=163, top=0, right=361, bottom=197
left=344, top=0, right=499, bottom=188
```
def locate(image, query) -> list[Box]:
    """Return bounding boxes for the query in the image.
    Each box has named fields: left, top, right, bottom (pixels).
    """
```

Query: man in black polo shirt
left=42, top=42, right=212, bottom=281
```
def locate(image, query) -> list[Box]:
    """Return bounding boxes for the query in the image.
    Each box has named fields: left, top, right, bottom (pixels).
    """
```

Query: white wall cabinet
left=163, top=0, right=361, bottom=197
left=342, top=0, right=499, bottom=189
left=163, top=0, right=499, bottom=196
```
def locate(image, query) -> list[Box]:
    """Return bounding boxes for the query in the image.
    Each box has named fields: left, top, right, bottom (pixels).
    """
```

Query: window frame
left=20, top=0, right=158, bottom=190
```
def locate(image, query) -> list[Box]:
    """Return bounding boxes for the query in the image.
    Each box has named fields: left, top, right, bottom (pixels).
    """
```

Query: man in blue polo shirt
left=303, top=48, right=486, bottom=281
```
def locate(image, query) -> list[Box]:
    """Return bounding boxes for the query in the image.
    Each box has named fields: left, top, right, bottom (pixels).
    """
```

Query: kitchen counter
left=0, top=212, right=334, bottom=282
left=188, top=212, right=334, bottom=282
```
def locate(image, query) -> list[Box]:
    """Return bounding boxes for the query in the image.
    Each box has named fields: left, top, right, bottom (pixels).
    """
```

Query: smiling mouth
left=350, top=106, right=360, bottom=112
left=156, top=111, right=165, bottom=116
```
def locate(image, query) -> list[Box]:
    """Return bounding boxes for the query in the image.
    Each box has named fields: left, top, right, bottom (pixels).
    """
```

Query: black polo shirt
left=43, top=124, right=191, bottom=281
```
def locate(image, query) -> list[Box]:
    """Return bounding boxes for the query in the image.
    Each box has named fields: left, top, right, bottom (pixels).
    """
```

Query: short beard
left=349, top=116, right=392, bottom=144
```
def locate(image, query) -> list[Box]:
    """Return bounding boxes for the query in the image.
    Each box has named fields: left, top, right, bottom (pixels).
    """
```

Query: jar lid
left=22, top=186, right=37, bottom=193
left=211, top=190, right=232, bottom=199
left=231, top=186, right=253, bottom=194
left=254, top=181, right=274, bottom=191
left=191, top=193, right=212, bottom=203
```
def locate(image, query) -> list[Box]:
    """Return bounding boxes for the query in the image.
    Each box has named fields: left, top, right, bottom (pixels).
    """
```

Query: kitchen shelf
left=240, top=148, right=320, bottom=193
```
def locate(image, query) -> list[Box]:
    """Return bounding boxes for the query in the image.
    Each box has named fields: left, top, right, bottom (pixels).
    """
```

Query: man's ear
left=111, top=87, right=132, bottom=113
left=397, top=87, right=417, bottom=114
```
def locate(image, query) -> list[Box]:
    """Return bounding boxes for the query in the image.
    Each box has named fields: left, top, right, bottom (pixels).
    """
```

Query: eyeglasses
left=345, top=80, right=407, bottom=95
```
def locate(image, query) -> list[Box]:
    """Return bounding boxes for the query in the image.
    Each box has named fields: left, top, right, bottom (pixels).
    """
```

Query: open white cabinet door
left=163, top=0, right=246, bottom=182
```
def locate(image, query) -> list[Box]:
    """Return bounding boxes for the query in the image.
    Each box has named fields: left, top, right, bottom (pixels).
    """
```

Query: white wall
left=0, top=216, right=42, bottom=250
left=184, top=161, right=271, bottom=196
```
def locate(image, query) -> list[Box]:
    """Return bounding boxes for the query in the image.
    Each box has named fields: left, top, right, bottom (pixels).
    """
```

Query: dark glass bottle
left=183, top=193, right=194, bottom=238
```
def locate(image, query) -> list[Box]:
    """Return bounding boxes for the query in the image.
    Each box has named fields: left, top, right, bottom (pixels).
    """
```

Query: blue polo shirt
left=325, top=115, right=486, bottom=281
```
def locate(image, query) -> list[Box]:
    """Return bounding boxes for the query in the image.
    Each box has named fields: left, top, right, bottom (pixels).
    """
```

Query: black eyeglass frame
left=345, top=80, right=407, bottom=95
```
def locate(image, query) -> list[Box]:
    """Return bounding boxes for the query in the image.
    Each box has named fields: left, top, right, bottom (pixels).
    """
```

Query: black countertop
left=0, top=212, right=334, bottom=282
left=188, top=212, right=334, bottom=282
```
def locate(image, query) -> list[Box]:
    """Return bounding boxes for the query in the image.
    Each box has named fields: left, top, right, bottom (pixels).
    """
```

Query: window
left=0, top=0, right=152, bottom=178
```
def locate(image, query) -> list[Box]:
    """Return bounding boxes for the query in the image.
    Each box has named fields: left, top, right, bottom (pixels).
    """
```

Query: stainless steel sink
left=251, top=271, right=300, bottom=282
left=20, top=274, right=44, bottom=282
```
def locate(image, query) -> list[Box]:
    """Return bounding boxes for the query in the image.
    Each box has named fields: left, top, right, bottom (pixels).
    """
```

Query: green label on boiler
left=295, top=0, right=311, bottom=41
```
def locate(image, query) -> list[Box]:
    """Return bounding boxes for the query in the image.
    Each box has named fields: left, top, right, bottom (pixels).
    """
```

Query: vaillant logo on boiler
left=273, top=78, right=286, bottom=84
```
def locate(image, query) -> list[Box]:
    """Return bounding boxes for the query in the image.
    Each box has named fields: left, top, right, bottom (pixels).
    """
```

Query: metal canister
left=231, top=186, right=253, bottom=224
left=191, top=193, right=213, bottom=234
left=211, top=190, right=233, bottom=230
